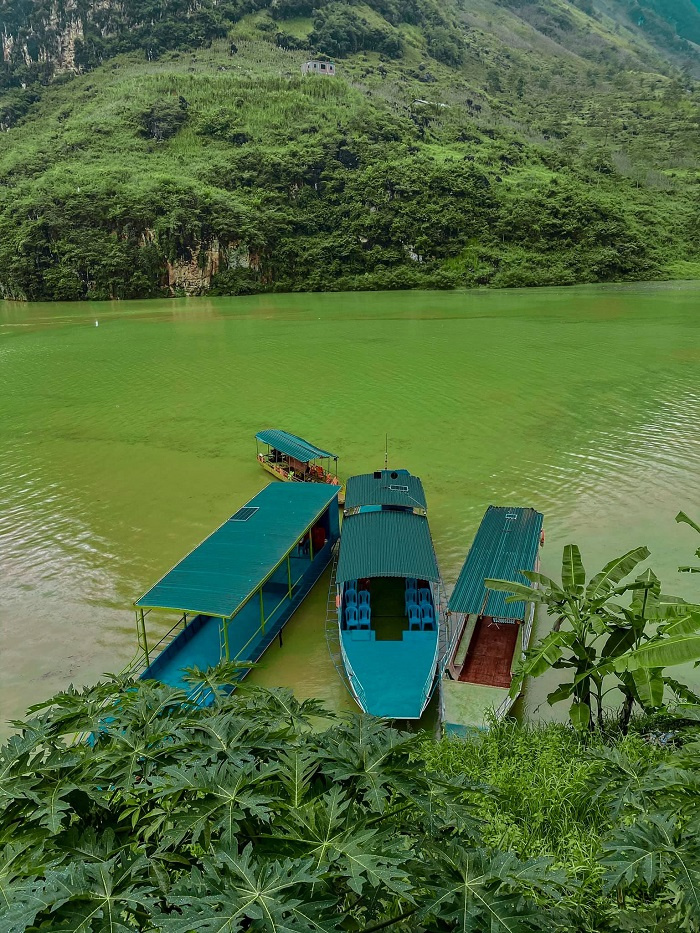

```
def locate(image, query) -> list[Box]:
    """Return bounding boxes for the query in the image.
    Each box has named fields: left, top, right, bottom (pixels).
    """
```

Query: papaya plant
left=0, top=668, right=570, bottom=932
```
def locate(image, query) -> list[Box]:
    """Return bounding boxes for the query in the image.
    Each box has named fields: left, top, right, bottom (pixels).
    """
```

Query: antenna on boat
left=384, top=434, right=388, bottom=470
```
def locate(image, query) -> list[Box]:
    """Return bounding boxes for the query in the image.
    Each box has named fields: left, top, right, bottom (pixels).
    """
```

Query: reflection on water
left=1, top=283, right=700, bottom=733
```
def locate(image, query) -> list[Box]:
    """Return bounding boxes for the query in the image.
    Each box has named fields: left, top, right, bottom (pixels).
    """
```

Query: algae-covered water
left=1, top=283, right=700, bottom=733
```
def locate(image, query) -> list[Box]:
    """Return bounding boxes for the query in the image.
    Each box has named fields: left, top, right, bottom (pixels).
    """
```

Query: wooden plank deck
left=458, top=617, right=519, bottom=688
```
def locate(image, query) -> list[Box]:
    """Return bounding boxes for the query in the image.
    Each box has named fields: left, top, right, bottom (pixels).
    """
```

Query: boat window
left=389, top=484, right=409, bottom=492
left=229, top=506, right=259, bottom=522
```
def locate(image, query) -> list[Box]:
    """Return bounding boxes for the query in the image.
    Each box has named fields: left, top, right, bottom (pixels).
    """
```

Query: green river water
left=1, top=283, right=700, bottom=734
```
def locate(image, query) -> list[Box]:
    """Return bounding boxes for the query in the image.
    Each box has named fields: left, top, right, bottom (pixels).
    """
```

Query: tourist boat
left=130, top=483, right=340, bottom=702
left=334, top=469, right=443, bottom=719
left=256, top=429, right=344, bottom=505
left=441, top=506, right=544, bottom=734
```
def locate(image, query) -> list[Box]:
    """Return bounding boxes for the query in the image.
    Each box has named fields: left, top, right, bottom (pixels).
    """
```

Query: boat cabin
left=335, top=470, right=442, bottom=719
left=442, top=506, right=543, bottom=734
left=132, top=483, right=340, bottom=702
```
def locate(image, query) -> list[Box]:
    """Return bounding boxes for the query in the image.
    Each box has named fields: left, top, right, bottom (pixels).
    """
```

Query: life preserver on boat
left=335, top=593, right=341, bottom=609
left=540, top=529, right=545, bottom=547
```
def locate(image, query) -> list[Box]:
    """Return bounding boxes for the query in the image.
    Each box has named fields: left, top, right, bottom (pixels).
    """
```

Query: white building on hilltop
left=302, top=60, right=336, bottom=76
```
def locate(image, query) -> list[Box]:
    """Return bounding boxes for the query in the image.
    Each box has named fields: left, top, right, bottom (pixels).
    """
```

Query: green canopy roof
left=256, top=429, right=336, bottom=463
left=344, top=470, right=427, bottom=510
left=135, top=483, right=339, bottom=618
left=448, top=506, right=543, bottom=620
left=336, top=509, right=440, bottom=584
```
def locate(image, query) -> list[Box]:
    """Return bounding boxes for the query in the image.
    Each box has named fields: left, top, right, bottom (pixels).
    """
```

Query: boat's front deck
left=457, top=617, right=518, bottom=688
left=442, top=679, right=511, bottom=732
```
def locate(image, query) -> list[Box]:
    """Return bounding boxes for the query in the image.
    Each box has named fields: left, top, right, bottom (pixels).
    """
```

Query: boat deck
left=442, top=679, right=510, bottom=733
left=457, top=617, right=518, bottom=688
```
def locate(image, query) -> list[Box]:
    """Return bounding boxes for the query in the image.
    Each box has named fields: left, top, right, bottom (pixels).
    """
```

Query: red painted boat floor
left=458, top=618, right=519, bottom=688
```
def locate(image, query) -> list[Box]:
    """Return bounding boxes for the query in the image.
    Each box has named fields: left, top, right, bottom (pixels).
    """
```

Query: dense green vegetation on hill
left=1, top=0, right=699, bottom=299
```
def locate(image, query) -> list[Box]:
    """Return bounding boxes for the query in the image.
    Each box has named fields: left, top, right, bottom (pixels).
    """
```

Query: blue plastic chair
left=408, top=605, right=422, bottom=630
left=358, top=604, right=371, bottom=629
left=345, top=606, right=358, bottom=628
left=345, top=588, right=358, bottom=606
left=405, top=588, right=417, bottom=612
left=359, top=590, right=370, bottom=607
left=420, top=604, right=434, bottom=628
left=418, top=588, right=431, bottom=605
left=406, top=578, right=418, bottom=591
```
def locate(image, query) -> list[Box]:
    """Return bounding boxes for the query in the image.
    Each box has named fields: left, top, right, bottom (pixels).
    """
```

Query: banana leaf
left=561, top=544, right=586, bottom=594
left=631, top=667, right=664, bottom=708
left=614, top=631, right=700, bottom=672
left=585, top=547, right=650, bottom=601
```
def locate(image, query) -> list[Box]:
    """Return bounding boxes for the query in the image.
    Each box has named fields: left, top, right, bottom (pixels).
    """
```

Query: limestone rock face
left=164, top=241, right=260, bottom=296
left=2, top=0, right=86, bottom=80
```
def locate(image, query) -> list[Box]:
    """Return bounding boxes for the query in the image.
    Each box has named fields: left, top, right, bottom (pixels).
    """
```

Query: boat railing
left=521, top=592, right=537, bottom=655
left=121, top=611, right=190, bottom=679
left=324, top=543, right=352, bottom=698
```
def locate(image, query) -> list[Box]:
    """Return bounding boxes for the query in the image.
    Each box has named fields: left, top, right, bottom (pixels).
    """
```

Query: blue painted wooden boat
left=334, top=470, right=443, bottom=719
left=255, top=429, right=345, bottom=505
left=131, top=483, right=340, bottom=702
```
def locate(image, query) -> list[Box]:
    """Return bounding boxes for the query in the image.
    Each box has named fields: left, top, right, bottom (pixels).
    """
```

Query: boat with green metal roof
left=441, top=506, right=544, bottom=734
left=130, top=482, right=340, bottom=701
left=255, top=429, right=344, bottom=505
left=333, top=469, right=443, bottom=720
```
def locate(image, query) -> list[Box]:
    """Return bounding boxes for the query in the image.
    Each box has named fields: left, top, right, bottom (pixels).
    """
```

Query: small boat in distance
left=441, top=506, right=544, bottom=734
left=256, top=429, right=344, bottom=505
left=334, top=469, right=443, bottom=719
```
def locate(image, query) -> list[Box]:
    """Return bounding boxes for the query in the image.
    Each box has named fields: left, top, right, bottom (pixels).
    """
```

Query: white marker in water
left=95, top=320, right=99, bottom=326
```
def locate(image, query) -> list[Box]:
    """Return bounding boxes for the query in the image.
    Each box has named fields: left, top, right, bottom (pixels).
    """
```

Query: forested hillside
left=1, top=0, right=699, bottom=300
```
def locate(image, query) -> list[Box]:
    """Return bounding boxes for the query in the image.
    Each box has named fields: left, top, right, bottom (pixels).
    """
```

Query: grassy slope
left=0, top=0, right=699, bottom=299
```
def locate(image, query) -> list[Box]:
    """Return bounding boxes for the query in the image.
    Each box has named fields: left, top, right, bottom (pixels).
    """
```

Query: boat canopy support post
left=287, top=554, right=293, bottom=599
left=222, top=618, right=231, bottom=660
left=136, top=608, right=150, bottom=667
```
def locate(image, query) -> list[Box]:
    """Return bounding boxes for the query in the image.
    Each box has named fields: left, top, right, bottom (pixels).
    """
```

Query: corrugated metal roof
left=135, top=483, right=339, bottom=618
left=336, top=509, right=439, bottom=583
left=344, top=470, right=427, bottom=510
left=448, top=506, right=543, bottom=619
left=256, top=429, right=336, bottom=463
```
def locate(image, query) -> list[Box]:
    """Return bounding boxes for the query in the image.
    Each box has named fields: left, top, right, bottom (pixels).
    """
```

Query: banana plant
left=487, top=544, right=700, bottom=733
